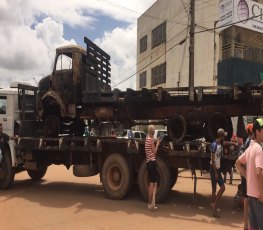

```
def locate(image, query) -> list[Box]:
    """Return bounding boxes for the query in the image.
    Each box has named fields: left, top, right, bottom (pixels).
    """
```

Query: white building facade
left=136, top=0, right=263, bottom=90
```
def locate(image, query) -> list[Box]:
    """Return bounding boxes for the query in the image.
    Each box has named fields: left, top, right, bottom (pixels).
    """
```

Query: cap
left=246, top=123, right=253, bottom=133
left=217, top=128, right=227, bottom=137
left=256, top=118, right=263, bottom=127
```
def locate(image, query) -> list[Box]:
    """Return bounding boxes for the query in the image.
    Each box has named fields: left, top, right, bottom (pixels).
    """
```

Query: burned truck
left=37, top=37, right=262, bottom=142
left=1, top=37, right=263, bottom=202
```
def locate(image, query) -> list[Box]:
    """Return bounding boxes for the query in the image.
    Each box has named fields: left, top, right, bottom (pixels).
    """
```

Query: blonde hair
left=148, top=125, right=155, bottom=136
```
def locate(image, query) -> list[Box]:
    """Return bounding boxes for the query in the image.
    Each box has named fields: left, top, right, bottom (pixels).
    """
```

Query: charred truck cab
left=38, top=38, right=111, bottom=137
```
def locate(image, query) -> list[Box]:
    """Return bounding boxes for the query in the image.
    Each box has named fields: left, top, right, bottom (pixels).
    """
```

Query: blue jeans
left=248, top=196, right=263, bottom=229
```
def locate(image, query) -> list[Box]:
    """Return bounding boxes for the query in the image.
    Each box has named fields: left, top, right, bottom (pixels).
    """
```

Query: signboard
left=218, top=0, right=263, bottom=33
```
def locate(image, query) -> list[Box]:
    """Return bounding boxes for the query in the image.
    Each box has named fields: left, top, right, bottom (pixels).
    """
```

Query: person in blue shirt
left=210, top=128, right=227, bottom=218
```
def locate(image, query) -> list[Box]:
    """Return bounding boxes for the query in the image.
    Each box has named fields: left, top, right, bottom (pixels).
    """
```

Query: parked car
left=154, top=129, right=168, bottom=141
left=120, top=130, right=146, bottom=140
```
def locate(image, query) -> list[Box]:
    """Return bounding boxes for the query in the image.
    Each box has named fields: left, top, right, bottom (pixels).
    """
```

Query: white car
left=154, top=129, right=168, bottom=141
left=120, top=130, right=146, bottom=140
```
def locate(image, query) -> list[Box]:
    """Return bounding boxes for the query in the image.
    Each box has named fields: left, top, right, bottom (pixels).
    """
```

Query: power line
left=107, top=2, right=190, bottom=84
left=113, top=13, right=263, bottom=88
left=111, top=26, right=189, bottom=88
left=195, top=13, right=263, bottom=34
left=112, top=34, right=189, bottom=88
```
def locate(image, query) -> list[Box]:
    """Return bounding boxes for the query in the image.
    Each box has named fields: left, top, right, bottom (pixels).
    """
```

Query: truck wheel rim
left=107, top=165, right=123, bottom=190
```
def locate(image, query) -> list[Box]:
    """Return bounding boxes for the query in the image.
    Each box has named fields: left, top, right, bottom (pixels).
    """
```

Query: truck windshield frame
left=0, top=96, right=7, bottom=114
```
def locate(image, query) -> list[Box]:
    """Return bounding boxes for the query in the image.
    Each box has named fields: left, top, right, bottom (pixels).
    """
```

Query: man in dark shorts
left=210, top=128, right=226, bottom=218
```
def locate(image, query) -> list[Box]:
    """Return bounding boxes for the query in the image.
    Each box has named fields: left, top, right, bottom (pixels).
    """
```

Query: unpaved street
left=0, top=166, right=243, bottom=230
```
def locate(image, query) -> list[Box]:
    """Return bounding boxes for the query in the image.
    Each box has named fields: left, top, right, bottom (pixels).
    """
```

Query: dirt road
left=0, top=166, right=243, bottom=230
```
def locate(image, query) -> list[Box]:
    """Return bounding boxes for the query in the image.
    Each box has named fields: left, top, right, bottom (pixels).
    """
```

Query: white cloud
left=95, top=24, right=137, bottom=90
left=0, top=0, right=156, bottom=88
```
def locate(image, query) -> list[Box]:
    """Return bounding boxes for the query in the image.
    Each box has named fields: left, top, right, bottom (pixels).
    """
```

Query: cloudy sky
left=0, top=0, right=157, bottom=90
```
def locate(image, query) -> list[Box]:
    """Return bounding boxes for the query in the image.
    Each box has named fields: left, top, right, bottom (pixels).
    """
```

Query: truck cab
left=0, top=84, right=20, bottom=137
left=0, top=83, right=37, bottom=189
left=38, top=37, right=111, bottom=137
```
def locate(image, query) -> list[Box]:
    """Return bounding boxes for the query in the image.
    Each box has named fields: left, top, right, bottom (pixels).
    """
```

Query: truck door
left=52, top=53, right=73, bottom=104
left=0, top=95, right=15, bottom=137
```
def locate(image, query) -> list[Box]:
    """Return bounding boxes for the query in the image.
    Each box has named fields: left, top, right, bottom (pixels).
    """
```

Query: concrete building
left=136, top=0, right=263, bottom=90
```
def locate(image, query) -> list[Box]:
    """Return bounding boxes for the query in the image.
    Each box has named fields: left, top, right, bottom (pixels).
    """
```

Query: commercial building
left=136, top=0, right=263, bottom=90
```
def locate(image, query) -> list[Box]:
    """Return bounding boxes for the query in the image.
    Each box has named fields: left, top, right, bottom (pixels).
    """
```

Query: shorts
left=241, top=176, right=248, bottom=198
left=248, top=196, right=263, bottom=229
left=209, top=165, right=224, bottom=189
left=147, top=160, right=157, bottom=183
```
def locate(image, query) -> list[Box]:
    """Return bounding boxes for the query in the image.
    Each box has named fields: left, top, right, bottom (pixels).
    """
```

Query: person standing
left=145, top=125, right=160, bottom=211
left=236, top=119, right=263, bottom=229
left=239, top=123, right=253, bottom=230
left=210, top=128, right=226, bottom=218
left=0, top=123, right=9, bottom=164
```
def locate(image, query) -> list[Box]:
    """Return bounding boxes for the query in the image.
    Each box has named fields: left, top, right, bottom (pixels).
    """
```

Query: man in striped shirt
left=145, top=125, right=160, bottom=211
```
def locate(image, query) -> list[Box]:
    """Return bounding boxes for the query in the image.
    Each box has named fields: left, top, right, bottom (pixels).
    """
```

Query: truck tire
left=27, top=166, right=47, bottom=180
left=138, top=157, right=171, bottom=203
left=43, top=115, right=60, bottom=137
left=102, top=154, right=132, bottom=200
left=0, top=148, right=15, bottom=189
left=168, top=114, right=187, bottom=143
left=170, top=168, right=178, bottom=189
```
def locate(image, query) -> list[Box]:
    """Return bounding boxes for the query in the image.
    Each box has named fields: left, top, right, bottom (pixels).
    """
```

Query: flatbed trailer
left=10, top=135, right=236, bottom=202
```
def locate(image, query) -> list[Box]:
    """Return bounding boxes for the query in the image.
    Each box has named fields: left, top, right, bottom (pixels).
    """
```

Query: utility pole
left=189, top=0, right=195, bottom=101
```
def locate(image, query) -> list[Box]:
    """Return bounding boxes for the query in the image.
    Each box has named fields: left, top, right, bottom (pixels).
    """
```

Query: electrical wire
left=113, top=12, right=263, bottom=88
left=112, top=34, right=189, bottom=88
left=195, top=13, right=263, bottom=34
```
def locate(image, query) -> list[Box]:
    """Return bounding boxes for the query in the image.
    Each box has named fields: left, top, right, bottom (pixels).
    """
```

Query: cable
left=195, top=13, right=263, bottom=35
left=105, top=2, right=190, bottom=83
left=113, top=13, right=263, bottom=88
left=112, top=35, right=189, bottom=88
left=111, top=26, right=189, bottom=86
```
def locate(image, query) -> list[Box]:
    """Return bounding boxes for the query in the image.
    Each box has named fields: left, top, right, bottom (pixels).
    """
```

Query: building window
left=139, top=71, right=147, bottom=88
left=140, top=35, right=147, bottom=53
left=152, top=22, right=166, bottom=49
left=151, top=63, right=166, bottom=86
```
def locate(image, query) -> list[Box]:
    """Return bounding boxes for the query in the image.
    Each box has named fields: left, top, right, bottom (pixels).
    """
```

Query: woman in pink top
left=236, top=119, right=263, bottom=230
left=145, top=125, right=160, bottom=211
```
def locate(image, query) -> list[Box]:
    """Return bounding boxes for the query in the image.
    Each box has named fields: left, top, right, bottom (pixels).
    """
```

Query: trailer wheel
left=102, top=154, right=132, bottom=200
left=168, top=114, right=187, bottom=143
left=0, top=148, right=15, bottom=189
left=170, top=168, right=178, bottom=189
left=138, top=157, right=171, bottom=203
left=27, top=166, right=47, bottom=180
left=43, top=115, right=60, bottom=137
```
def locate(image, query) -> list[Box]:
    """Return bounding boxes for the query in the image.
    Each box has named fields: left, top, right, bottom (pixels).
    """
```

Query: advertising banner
left=218, top=0, right=263, bottom=33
